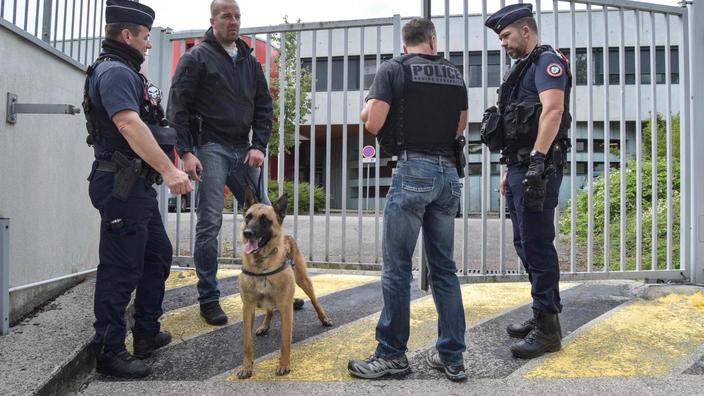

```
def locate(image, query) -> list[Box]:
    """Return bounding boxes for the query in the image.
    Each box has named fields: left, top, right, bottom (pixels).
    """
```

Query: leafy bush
left=560, top=114, right=681, bottom=270
left=223, top=181, right=326, bottom=214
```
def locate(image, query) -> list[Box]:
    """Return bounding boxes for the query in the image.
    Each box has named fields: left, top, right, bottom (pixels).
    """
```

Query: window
left=302, top=55, right=393, bottom=92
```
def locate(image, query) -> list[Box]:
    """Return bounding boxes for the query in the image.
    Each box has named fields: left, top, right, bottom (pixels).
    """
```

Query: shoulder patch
left=546, top=63, right=563, bottom=78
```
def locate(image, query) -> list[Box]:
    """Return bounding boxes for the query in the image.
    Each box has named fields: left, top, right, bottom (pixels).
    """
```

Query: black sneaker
left=200, top=301, right=228, bottom=325
left=425, top=350, right=467, bottom=382
left=133, top=330, right=172, bottom=359
left=347, top=354, right=410, bottom=379
left=95, top=349, right=151, bottom=379
left=293, top=298, right=305, bottom=311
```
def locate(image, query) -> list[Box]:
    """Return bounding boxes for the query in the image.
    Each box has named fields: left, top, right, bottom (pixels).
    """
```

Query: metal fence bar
left=679, top=8, right=690, bottom=277
left=1, top=0, right=5, bottom=19
left=569, top=0, right=577, bottom=273
left=175, top=159, right=182, bottom=255
left=91, top=0, right=98, bottom=61
left=22, top=0, right=27, bottom=30
left=480, top=0, right=488, bottom=275
left=552, top=0, right=560, bottom=258
left=1, top=219, right=9, bottom=335
left=61, top=0, right=67, bottom=52
left=341, top=27, right=349, bottom=262
left=277, top=32, right=286, bottom=197
left=374, top=25, right=381, bottom=264
left=264, top=33, right=271, bottom=199
left=325, top=28, right=332, bottom=262
left=618, top=6, right=626, bottom=272
left=649, top=10, right=657, bottom=271
left=83, top=0, right=90, bottom=66
left=444, top=0, right=449, bottom=60
left=462, top=0, right=470, bottom=275
left=586, top=3, right=594, bottom=273
left=357, top=27, right=364, bottom=263
left=77, top=0, right=83, bottom=63
left=499, top=0, right=507, bottom=274
left=665, top=13, right=673, bottom=271
left=293, top=30, right=301, bottom=240
left=12, top=0, right=17, bottom=24
left=602, top=4, right=610, bottom=272
left=536, top=0, right=542, bottom=37
left=233, top=198, right=238, bottom=259
left=41, top=0, right=52, bottom=42
left=309, top=30, right=317, bottom=262
left=52, top=0, right=59, bottom=44
left=635, top=9, right=643, bottom=271
left=69, top=0, right=76, bottom=58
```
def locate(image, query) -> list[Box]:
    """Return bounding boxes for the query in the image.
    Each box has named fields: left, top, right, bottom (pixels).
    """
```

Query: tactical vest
left=377, top=54, right=466, bottom=156
left=481, top=45, right=572, bottom=154
left=83, top=55, right=176, bottom=159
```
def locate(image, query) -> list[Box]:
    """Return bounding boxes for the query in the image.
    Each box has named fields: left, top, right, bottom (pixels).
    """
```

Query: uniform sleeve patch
left=546, top=63, right=563, bottom=77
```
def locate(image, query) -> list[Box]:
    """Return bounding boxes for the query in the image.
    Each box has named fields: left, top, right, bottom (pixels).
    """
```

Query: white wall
left=0, top=22, right=99, bottom=289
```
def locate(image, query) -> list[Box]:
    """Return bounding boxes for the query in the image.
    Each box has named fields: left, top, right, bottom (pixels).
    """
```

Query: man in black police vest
left=482, top=4, right=571, bottom=359
left=84, top=0, right=192, bottom=378
left=348, top=18, right=469, bottom=382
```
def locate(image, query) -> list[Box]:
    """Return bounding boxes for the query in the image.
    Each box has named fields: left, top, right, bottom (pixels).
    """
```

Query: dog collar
left=241, top=252, right=293, bottom=277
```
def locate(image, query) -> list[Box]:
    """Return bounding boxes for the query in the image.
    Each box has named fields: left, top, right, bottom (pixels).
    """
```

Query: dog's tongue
left=244, top=239, right=259, bottom=254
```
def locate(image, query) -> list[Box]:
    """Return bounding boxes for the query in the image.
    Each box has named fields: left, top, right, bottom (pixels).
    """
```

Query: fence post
left=688, top=1, right=704, bottom=284
left=1, top=219, right=10, bottom=335
left=41, top=0, right=53, bottom=43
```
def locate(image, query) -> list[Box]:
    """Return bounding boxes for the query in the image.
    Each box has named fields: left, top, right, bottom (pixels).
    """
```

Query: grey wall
left=0, top=21, right=99, bottom=290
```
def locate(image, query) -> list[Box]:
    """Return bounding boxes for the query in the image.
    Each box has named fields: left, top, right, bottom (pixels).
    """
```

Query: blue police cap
left=484, top=3, right=533, bottom=35
left=105, top=0, right=155, bottom=30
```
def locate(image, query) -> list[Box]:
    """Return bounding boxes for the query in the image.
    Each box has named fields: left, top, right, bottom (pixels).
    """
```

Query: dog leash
left=241, top=252, right=294, bottom=277
left=244, top=163, right=265, bottom=202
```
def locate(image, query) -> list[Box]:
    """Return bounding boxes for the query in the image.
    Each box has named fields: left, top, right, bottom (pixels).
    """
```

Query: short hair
left=509, top=16, right=538, bottom=34
left=210, top=0, right=237, bottom=18
left=402, top=18, right=436, bottom=47
left=105, top=23, right=142, bottom=41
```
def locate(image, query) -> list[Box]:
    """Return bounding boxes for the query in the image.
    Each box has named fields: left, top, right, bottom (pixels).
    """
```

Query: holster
left=454, top=135, right=467, bottom=178
left=111, top=151, right=142, bottom=201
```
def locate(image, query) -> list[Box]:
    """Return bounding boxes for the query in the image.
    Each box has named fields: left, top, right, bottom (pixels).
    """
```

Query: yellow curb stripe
left=524, top=292, right=704, bottom=379
left=165, top=268, right=241, bottom=290
left=127, top=274, right=378, bottom=353
left=227, top=282, right=576, bottom=381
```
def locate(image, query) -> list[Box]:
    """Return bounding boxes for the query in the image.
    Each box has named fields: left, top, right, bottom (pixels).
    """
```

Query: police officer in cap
left=348, top=18, right=469, bottom=382
left=482, top=4, right=571, bottom=359
left=84, top=0, right=191, bottom=378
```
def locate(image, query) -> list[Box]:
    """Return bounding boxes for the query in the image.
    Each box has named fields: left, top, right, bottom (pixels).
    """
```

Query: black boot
left=95, top=347, right=151, bottom=379
left=200, top=301, right=228, bottom=325
left=506, top=309, right=537, bottom=338
left=133, top=331, right=172, bottom=359
left=510, top=310, right=562, bottom=359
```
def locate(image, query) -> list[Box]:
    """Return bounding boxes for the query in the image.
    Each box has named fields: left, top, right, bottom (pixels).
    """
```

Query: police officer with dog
left=347, top=18, right=469, bottom=382
left=482, top=4, right=571, bottom=359
left=84, top=0, right=191, bottom=378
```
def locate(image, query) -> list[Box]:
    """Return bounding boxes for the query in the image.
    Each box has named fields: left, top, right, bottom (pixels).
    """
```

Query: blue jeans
left=374, top=151, right=467, bottom=364
left=505, top=163, right=563, bottom=314
left=194, top=142, right=271, bottom=304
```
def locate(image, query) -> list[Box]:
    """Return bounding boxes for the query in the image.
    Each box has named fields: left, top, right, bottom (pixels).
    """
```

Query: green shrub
left=560, top=114, right=681, bottom=270
left=268, top=179, right=326, bottom=214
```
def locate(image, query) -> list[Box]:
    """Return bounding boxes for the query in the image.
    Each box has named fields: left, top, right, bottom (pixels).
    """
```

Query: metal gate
left=146, top=0, right=698, bottom=283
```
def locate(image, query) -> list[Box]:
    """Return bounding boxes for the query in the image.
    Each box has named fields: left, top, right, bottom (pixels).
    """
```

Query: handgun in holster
left=454, top=135, right=467, bottom=178
left=111, top=151, right=142, bottom=201
left=542, top=139, right=567, bottom=179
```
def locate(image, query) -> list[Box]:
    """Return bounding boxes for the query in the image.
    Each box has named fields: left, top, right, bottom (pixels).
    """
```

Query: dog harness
left=241, top=251, right=294, bottom=277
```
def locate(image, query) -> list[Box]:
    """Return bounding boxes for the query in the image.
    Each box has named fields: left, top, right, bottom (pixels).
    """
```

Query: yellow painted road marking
left=165, top=268, right=241, bottom=290
left=127, top=274, right=377, bottom=353
left=228, top=282, right=576, bottom=381
left=524, top=292, right=704, bottom=379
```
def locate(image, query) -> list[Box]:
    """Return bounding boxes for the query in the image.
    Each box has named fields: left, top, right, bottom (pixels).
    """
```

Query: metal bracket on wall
left=6, top=92, right=81, bottom=124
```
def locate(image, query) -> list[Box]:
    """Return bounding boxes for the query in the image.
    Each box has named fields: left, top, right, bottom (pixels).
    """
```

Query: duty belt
left=95, top=159, right=163, bottom=185
left=499, top=150, right=531, bottom=166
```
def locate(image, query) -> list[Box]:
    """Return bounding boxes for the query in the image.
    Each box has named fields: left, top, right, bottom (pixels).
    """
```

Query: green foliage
left=560, top=114, right=681, bottom=270
left=268, top=179, right=326, bottom=214
left=268, top=17, right=313, bottom=156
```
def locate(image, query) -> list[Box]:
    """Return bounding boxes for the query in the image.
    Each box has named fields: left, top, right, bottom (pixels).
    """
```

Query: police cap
left=105, top=0, right=155, bottom=30
left=484, top=3, right=533, bottom=35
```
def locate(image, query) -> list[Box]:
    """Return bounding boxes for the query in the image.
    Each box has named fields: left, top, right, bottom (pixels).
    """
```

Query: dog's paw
left=275, top=365, right=291, bottom=376
left=255, top=326, right=269, bottom=336
left=321, top=317, right=333, bottom=327
left=237, top=367, right=253, bottom=379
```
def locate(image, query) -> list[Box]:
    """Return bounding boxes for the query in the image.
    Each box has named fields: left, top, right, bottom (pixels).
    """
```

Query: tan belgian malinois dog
left=236, top=190, right=333, bottom=379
